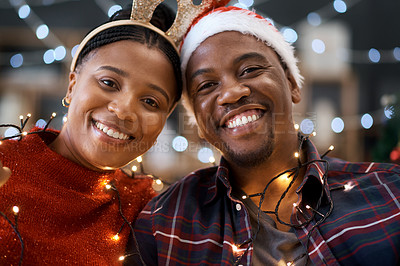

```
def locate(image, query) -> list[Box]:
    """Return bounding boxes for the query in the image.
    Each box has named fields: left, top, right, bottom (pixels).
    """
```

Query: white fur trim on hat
left=181, top=7, right=303, bottom=88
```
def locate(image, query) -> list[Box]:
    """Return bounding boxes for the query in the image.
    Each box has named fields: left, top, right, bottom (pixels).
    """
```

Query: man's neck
left=228, top=135, right=303, bottom=197
left=226, top=135, right=306, bottom=231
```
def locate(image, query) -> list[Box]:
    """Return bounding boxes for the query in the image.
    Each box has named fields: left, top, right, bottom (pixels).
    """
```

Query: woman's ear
left=66, top=72, right=77, bottom=102
left=197, top=126, right=205, bottom=140
left=285, top=68, right=301, bottom=104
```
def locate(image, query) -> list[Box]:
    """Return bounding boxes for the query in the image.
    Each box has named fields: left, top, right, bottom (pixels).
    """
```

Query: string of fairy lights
left=0, top=113, right=153, bottom=264
left=1, top=112, right=350, bottom=266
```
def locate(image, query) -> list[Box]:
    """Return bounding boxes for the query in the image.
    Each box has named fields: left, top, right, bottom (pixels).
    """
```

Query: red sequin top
left=0, top=128, right=155, bottom=265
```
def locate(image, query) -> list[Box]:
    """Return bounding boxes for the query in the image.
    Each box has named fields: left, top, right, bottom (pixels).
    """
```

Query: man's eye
left=241, top=67, right=259, bottom=75
left=143, top=98, right=159, bottom=108
left=198, top=82, right=217, bottom=92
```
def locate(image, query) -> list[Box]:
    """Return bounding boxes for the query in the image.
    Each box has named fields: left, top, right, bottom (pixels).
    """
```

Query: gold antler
left=71, top=0, right=229, bottom=71
left=131, top=0, right=163, bottom=22
left=130, top=0, right=229, bottom=47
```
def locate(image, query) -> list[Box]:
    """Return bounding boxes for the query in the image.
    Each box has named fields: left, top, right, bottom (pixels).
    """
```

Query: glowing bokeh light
left=18, top=5, right=30, bottom=19
left=361, top=113, right=373, bottom=129
left=368, top=48, right=380, bottom=63
left=43, top=49, right=55, bottom=64
left=108, top=5, right=122, bottom=17
left=71, top=44, right=79, bottom=58
left=384, top=106, right=394, bottom=119
left=172, top=136, right=188, bottom=152
left=312, top=39, right=326, bottom=54
left=239, top=0, right=254, bottom=7
left=331, top=117, right=344, bottom=133
left=281, top=27, right=298, bottom=44
left=10, top=54, right=23, bottom=68
left=54, top=46, right=66, bottom=61
left=197, top=147, right=214, bottom=163
left=333, top=0, right=347, bottom=13
left=307, top=12, right=321, bottom=26
left=300, top=119, right=315, bottom=135
left=393, top=47, right=400, bottom=61
left=36, top=24, right=49, bottom=40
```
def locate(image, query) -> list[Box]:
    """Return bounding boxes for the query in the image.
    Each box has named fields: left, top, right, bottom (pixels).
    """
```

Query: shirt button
left=236, top=203, right=242, bottom=211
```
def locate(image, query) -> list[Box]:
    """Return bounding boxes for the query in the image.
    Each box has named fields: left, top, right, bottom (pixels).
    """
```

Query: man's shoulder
left=327, top=156, right=400, bottom=175
left=326, top=157, right=400, bottom=189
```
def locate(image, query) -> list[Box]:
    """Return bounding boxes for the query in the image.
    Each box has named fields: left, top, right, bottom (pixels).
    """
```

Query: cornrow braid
left=74, top=5, right=182, bottom=103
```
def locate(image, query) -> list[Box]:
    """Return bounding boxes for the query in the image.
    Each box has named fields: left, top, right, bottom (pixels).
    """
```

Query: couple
left=1, top=0, right=399, bottom=265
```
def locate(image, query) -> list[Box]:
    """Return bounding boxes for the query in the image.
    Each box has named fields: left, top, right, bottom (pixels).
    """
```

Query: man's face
left=185, top=32, right=301, bottom=167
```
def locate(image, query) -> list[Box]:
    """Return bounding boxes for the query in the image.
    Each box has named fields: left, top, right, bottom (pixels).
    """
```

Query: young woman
left=0, top=3, right=181, bottom=265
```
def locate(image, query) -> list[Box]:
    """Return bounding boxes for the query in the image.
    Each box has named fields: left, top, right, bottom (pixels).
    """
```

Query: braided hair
left=74, top=4, right=182, bottom=103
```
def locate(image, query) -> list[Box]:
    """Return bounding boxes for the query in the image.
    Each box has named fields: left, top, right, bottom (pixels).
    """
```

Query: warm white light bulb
left=232, top=245, right=238, bottom=252
left=131, top=165, right=137, bottom=172
left=294, top=152, right=299, bottom=158
left=294, top=124, right=299, bottom=130
left=105, top=184, right=112, bottom=190
left=52, top=112, right=56, bottom=117
left=155, top=179, right=162, bottom=185
left=19, top=115, right=23, bottom=120
left=118, top=256, right=125, bottom=261
left=329, top=145, right=334, bottom=151
left=22, top=132, right=28, bottom=136
left=27, top=113, right=31, bottom=117
left=112, top=234, right=120, bottom=241
left=136, top=156, right=142, bottom=163
left=13, top=206, right=19, bottom=214
left=209, top=156, right=215, bottom=163
left=242, top=195, right=247, bottom=199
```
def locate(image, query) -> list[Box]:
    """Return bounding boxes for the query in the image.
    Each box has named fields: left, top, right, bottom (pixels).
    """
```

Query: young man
left=132, top=6, right=400, bottom=266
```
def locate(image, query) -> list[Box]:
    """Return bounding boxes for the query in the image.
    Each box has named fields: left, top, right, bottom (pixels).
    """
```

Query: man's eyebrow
left=233, top=52, right=266, bottom=65
left=190, top=68, right=213, bottom=81
left=96, top=65, right=129, bottom=77
left=148, top=84, right=170, bottom=103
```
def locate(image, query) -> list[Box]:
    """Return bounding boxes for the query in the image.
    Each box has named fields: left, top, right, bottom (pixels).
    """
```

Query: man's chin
left=223, top=138, right=274, bottom=168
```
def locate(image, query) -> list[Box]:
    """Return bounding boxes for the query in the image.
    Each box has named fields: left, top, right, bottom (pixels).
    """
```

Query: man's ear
left=66, top=72, right=77, bottom=103
left=285, top=68, right=301, bottom=104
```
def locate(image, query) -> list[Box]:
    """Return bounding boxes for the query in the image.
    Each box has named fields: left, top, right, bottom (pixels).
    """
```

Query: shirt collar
left=204, top=137, right=331, bottom=206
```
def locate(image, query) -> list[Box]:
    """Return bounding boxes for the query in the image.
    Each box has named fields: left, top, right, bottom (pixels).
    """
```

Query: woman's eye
left=101, top=79, right=118, bottom=90
left=143, top=98, right=159, bottom=108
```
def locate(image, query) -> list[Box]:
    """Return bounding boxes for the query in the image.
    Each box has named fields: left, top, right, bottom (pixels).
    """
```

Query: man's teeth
left=95, top=122, right=130, bottom=140
left=227, top=114, right=260, bottom=129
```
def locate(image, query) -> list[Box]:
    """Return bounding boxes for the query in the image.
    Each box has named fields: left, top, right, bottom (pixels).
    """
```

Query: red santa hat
left=180, top=6, right=303, bottom=88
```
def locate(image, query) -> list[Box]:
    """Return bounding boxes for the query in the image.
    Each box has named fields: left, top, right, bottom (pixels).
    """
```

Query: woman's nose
left=107, top=94, right=138, bottom=122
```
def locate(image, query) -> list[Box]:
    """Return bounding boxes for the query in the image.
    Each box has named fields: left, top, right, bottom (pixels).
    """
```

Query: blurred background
left=0, top=0, right=399, bottom=191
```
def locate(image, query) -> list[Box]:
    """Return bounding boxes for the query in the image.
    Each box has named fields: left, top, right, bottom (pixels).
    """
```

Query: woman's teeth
left=227, top=114, right=261, bottom=129
left=95, top=121, right=130, bottom=140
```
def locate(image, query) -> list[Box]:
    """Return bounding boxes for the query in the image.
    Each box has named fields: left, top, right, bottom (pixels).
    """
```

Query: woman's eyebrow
left=148, top=84, right=170, bottom=103
left=96, top=65, right=129, bottom=77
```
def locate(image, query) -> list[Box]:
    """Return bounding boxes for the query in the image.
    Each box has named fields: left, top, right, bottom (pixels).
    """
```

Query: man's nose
left=217, top=80, right=251, bottom=106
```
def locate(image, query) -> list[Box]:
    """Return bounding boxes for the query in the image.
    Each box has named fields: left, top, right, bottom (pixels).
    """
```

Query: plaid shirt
left=130, top=139, right=400, bottom=265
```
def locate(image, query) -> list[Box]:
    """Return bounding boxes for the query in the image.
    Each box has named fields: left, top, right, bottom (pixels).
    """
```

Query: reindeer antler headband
left=70, top=0, right=229, bottom=72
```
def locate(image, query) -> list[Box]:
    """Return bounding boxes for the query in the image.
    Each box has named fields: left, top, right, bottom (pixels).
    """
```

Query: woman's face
left=59, top=40, right=177, bottom=171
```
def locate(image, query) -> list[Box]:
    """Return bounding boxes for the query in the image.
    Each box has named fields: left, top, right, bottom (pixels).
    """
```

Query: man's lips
left=220, top=105, right=266, bottom=129
left=226, top=111, right=263, bottom=129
